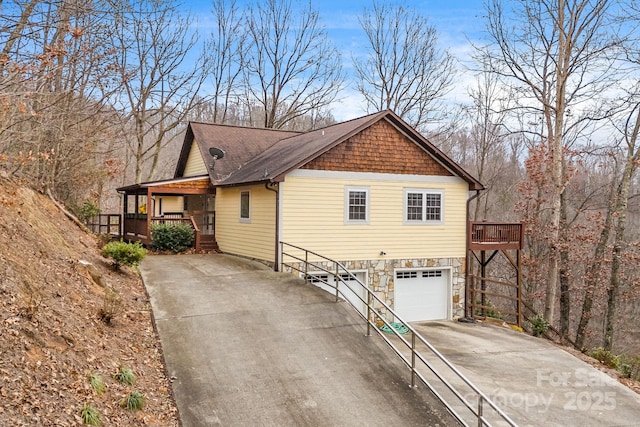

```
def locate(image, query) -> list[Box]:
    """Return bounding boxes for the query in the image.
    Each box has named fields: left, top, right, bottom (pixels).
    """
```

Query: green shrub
left=88, top=372, right=105, bottom=394
left=529, top=315, right=549, bottom=337
left=121, top=390, right=145, bottom=410
left=76, top=200, right=101, bottom=224
left=620, top=362, right=632, bottom=378
left=114, top=366, right=136, bottom=386
left=151, top=222, right=195, bottom=253
left=81, top=403, right=101, bottom=426
left=101, top=240, right=146, bottom=270
left=474, top=299, right=503, bottom=320
left=589, top=347, right=620, bottom=369
left=618, top=355, right=640, bottom=380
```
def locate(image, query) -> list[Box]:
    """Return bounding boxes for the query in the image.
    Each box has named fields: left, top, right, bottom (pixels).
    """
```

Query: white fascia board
left=287, top=169, right=466, bottom=185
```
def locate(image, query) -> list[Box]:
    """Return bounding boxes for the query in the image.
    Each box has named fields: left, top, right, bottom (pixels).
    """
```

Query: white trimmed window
left=404, top=189, right=443, bottom=224
left=240, top=191, right=251, bottom=222
left=345, top=187, right=370, bottom=224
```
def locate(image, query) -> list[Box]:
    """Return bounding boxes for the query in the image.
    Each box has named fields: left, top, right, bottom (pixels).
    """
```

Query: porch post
left=146, top=188, right=152, bottom=244
left=121, top=194, right=127, bottom=239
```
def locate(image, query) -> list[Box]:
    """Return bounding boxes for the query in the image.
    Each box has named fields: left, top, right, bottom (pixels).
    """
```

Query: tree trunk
left=545, top=0, right=569, bottom=326
left=559, top=191, right=570, bottom=338
left=544, top=134, right=563, bottom=326
left=604, top=157, right=636, bottom=350
left=604, top=102, right=640, bottom=350
left=604, top=242, right=621, bottom=350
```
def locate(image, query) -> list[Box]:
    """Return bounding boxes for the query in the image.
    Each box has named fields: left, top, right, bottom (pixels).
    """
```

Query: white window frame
left=403, top=188, right=444, bottom=225
left=239, top=190, right=251, bottom=223
left=344, top=186, right=370, bottom=224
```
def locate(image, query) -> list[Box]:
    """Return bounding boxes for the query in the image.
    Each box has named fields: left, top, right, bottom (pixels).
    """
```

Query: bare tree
left=0, top=0, right=121, bottom=206
left=478, top=0, right=619, bottom=327
left=108, top=0, right=212, bottom=183
left=204, top=0, right=246, bottom=124
left=464, top=71, right=515, bottom=221
left=353, top=1, right=455, bottom=130
left=242, top=0, right=344, bottom=129
left=603, top=98, right=640, bottom=349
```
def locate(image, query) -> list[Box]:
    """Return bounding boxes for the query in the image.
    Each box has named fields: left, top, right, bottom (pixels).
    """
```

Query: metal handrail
left=280, top=242, right=518, bottom=427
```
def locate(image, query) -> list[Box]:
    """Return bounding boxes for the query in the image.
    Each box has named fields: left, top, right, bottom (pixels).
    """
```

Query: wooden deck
left=467, top=221, right=523, bottom=250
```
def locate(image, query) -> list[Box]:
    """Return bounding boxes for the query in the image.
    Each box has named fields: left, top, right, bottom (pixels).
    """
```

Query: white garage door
left=308, top=271, right=367, bottom=316
left=394, top=269, right=448, bottom=322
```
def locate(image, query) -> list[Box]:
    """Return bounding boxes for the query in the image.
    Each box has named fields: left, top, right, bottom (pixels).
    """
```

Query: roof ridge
left=189, top=121, right=303, bottom=134
left=304, top=110, right=388, bottom=133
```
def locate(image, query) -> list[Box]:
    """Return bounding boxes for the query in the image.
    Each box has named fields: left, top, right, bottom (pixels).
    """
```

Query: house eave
left=116, top=174, right=211, bottom=193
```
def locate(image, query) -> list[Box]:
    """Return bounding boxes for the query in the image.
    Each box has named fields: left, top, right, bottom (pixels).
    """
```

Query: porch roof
left=116, top=175, right=212, bottom=194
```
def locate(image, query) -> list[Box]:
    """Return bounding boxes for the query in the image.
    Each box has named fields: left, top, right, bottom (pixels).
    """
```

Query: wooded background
left=1, top=0, right=638, bottom=355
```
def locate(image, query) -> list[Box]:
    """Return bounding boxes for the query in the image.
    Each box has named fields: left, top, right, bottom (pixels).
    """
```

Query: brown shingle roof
left=174, top=122, right=301, bottom=181
left=176, top=111, right=484, bottom=191
left=219, top=112, right=385, bottom=186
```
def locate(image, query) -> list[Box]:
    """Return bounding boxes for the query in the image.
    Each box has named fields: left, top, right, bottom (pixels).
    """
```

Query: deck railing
left=123, top=213, right=149, bottom=242
left=121, top=214, right=203, bottom=249
left=468, top=222, right=523, bottom=250
left=86, top=214, right=121, bottom=236
left=280, top=242, right=518, bottom=427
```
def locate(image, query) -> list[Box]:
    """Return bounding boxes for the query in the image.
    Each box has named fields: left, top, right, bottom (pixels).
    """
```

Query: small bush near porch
left=101, top=240, right=146, bottom=270
left=151, top=223, right=195, bottom=253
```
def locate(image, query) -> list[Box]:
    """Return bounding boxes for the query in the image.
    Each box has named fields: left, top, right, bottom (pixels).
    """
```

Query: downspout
left=265, top=181, right=279, bottom=272
left=465, top=189, right=482, bottom=319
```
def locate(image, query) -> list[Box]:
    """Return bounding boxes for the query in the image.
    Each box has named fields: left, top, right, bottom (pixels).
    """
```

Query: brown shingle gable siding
left=301, top=119, right=452, bottom=176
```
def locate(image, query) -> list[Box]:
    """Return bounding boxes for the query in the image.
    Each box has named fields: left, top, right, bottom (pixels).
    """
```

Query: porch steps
left=198, top=235, right=220, bottom=252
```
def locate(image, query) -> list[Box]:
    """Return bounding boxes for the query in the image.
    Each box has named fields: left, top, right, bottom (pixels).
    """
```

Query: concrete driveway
left=409, top=321, right=640, bottom=427
left=140, top=254, right=456, bottom=427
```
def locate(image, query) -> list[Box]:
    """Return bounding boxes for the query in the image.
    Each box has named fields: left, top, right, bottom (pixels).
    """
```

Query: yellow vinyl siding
left=216, top=184, right=276, bottom=262
left=154, top=196, right=183, bottom=216
left=183, top=140, right=207, bottom=176
left=281, top=173, right=467, bottom=261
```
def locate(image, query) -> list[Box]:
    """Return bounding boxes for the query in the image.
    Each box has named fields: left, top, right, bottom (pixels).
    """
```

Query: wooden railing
left=86, top=214, right=121, bottom=236
left=468, top=274, right=522, bottom=327
left=123, top=213, right=149, bottom=242
left=150, top=217, right=193, bottom=227
left=468, top=222, right=523, bottom=250
left=122, top=213, right=212, bottom=250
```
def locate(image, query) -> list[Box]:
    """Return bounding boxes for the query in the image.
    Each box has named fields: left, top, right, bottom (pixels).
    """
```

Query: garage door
left=308, top=272, right=367, bottom=316
left=394, top=270, right=448, bottom=322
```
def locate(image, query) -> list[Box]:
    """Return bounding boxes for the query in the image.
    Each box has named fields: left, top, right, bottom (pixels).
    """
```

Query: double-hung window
left=404, top=189, right=443, bottom=224
left=345, top=187, right=369, bottom=224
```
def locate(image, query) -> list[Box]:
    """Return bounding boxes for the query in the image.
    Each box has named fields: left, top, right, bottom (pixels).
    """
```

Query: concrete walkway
left=140, top=254, right=456, bottom=427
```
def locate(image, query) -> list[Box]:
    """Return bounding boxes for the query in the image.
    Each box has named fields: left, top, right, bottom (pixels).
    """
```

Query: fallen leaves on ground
left=0, top=175, right=178, bottom=426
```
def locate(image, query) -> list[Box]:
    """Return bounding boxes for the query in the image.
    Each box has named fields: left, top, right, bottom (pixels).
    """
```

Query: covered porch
left=116, top=175, right=218, bottom=251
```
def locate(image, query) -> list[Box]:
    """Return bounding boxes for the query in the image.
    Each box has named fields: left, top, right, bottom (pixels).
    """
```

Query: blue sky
left=185, top=0, right=487, bottom=120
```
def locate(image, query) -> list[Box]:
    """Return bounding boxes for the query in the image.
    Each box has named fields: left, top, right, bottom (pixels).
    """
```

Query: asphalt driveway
left=140, top=254, right=456, bottom=427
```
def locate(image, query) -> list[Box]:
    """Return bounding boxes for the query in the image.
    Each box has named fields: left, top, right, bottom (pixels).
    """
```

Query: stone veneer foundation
left=284, top=257, right=465, bottom=321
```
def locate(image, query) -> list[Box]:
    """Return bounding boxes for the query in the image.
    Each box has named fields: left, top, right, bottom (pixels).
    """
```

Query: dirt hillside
left=0, top=172, right=178, bottom=426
